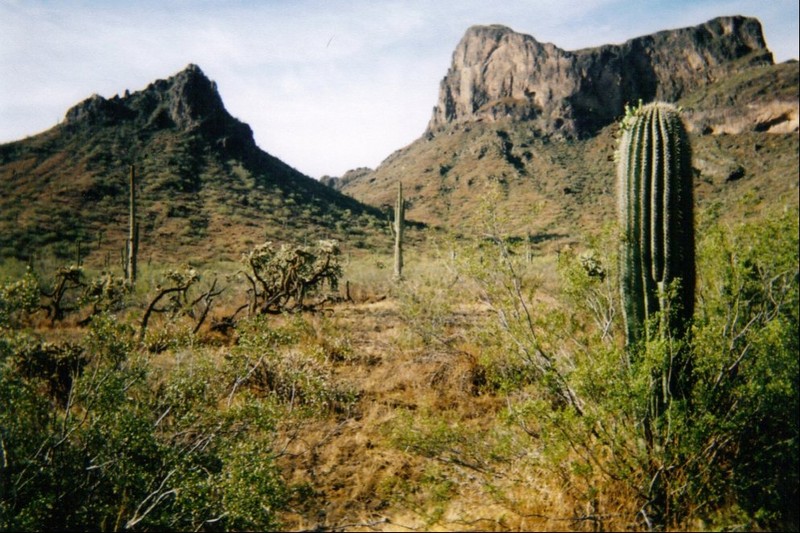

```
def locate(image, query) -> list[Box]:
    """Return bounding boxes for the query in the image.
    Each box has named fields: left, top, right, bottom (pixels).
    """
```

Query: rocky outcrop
left=64, top=64, right=256, bottom=155
left=428, top=16, right=774, bottom=137
left=681, top=60, right=798, bottom=135
left=320, top=167, right=374, bottom=190
left=319, top=175, right=339, bottom=188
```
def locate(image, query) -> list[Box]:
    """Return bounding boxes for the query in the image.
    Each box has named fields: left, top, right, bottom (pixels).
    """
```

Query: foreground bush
left=0, top=313, right=293, bottom=531
left=439, top=201, right=798, bottom=530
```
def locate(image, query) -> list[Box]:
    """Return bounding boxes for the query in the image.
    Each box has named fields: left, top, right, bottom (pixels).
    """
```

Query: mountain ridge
left=0, top=64, right=383, bottom=265
left=427, top=16, right=774, bottom=136
left=332, top=16, right=798, bottom=238
left=62, top=64, right=258, bottom=159
left=1, top=16, right=797, bottom=268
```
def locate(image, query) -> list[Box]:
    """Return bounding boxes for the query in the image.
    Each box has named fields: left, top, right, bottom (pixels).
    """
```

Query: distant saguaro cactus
left=392, top=182, right=405, bottom=280
left=617, top=102, right=695, bottom=346
left=126, top=165, right=139, bottom=285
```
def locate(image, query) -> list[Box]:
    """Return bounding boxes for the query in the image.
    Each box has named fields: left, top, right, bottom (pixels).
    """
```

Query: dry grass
left=253, top=245, right=621, bottom=531
left=269, top=295, right=645, bottom=531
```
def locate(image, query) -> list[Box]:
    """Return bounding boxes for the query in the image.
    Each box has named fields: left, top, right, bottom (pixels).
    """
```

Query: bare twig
left=124, top=470, right=177, bottom=529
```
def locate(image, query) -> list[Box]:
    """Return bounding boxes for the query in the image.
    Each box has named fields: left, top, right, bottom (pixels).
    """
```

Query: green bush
left=0, top=269, right=40, bottom=328
left=0, top=312, right=297, bottom=531
left=689, top=207, right=799, bottom=529
left=230, top=315, right=357, bottom=416
left=453, top=201, right=798, bottom=530
left=552, top=206, right=799, bottom=530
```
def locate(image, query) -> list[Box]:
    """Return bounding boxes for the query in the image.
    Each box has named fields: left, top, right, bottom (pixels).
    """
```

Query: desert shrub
left=313, top=317, right=356, bottom=363
left=2, top=267, right=132, bottom=329
left=78, top=272, right=129, bottom=318
left=687, top=207, right=799, bottom=529
left=0, top=311, right=297, bottom=531
left=138, top=266, right=224, bottom=349
left=455, top=234, right=576, bottom=407
left=230, top=315, right=357, bottom=415
left=394, top=253, right=463, bottom=348
left=388, top=409, right=511, bottom=468
left=214, top=436, right=288, bottom=531
left=84, top=311, right=136, bottom=366
left=376, top=462, right=457, bottom=527
left=0, top=319, right=153, bottom=531
left=449, top=195, right=798, bottom=530
left=0, top=268, right=39, bottom=328
left=39, top=265, right=86, bottom=324
left=557, top=226, right=619, bottom=344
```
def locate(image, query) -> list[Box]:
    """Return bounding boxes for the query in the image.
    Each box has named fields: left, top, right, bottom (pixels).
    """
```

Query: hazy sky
left=1, top=0, right=797, bottom=178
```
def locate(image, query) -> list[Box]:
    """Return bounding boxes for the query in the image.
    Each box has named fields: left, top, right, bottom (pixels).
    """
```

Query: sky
left=1, top=1, right=797, bottom=179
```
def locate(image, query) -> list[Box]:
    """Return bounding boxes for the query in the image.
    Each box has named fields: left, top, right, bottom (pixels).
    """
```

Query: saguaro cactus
left=393, top=182, right=405, bottom=280
left=617, top=102, right=694, bottom=346
left=126, top=165, right=139, bottom=285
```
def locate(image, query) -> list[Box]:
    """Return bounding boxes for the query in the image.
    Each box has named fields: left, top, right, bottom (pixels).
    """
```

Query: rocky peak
left=63, top=64, right=255, bottom=154
left=158, top=63, right=226, bottom=130
left=428, top=15, right=774, bottom=136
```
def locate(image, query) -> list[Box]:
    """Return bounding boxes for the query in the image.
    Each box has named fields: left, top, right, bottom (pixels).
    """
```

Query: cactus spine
left=617, top=102, right=694, bottom=346
left=393, top=182, right=404, bottom=280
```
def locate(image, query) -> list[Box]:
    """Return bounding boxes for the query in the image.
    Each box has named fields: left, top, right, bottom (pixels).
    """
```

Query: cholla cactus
left=242, top=240, right=341, bottom=314
left=80, top=272, right=129, bottom=315
left=0, top=268, right=40, bottom=327
left=617, top=101, right=695, bottom=345
left=138, top=265, right=200, bottom=344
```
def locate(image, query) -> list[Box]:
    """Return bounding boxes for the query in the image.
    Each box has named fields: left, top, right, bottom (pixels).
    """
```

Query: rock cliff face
left=336, top=15, right=796, bottom=234
left=428, top=16, right=773, bottom=136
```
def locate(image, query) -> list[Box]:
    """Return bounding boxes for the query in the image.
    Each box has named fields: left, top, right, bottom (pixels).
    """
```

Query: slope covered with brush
left=334, top=16, right=798, bottom=241
left=0, top=64, right=381, bottom=265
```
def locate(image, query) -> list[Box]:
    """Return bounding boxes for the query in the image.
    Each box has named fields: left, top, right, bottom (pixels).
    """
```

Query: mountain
left=427, top=16, right=775, bottom=136
left=2, top=18, right=796, bottom=268
left=0, top=65, right=381, bottom=265
left=333, top=16, right=799, bottom=240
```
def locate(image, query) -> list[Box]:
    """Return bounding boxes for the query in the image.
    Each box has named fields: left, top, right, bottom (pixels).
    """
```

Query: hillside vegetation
left=336, top=61, right=798, bottom=242
left=0, top=65, right=386, bottom=267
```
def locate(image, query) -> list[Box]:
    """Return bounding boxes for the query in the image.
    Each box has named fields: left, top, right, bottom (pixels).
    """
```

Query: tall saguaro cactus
left=126, top=165, right=139, bottom=285
left=393, top=182, right=405, bottom=280
left=617, top=102, right=695, bottom=346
